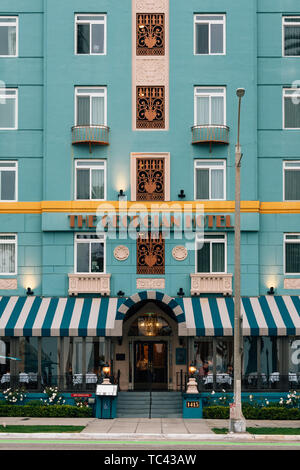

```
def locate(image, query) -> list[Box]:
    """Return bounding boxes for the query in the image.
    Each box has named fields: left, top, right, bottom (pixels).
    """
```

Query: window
left=75, top=160, right=106, bottom=200
left=0, top=17, right=18, bottom=57
left=136, top=86, right=165, bottom=129
left=75, top=87, right=107, bottom=126
left=75, top=233, right=105, bottom=274
left=137, top=232, right=165, bottom=274
left=283, top=88, right=300, bottom=129
left=283, top=161, right=300, bottom=200
left=283, top=17, right=300, bottom=57
left=0, top=234, right=17, bottom=275
left=136, top=13, right=165, bottom=56
left=194, top=15, right=225, bottom=55
left=0, top=161, right=17, bottom=201
left=75, top=14, right=106, bottom=55
left=195, top=160, right=226, bottom=200
left=284, top=234, right=300, bottom=274
left=194, top=87, right=225, bottom=126
left=0, top=89, right=18, bottom=130
left=196, top=233, right=226, bottom=273
left=136, top=157, right=165, bottom=201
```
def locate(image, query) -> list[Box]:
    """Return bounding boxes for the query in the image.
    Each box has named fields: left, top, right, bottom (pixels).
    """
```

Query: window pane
left=243, top=337, right=257, bottom=375
left=91, top=96, right=105, bottom=125
left=77, top=23, right=90, bottom=54
left=0, top=243, right=15, bottom=273
left=76, top=243, right=89, bottom=272
left=216, top=339, right=233, bottom=373
left=0, top=98, right=16, bottom=128
left=212, top=242, right=225, bottom=272
left=76, top=169, right=90, bottom=200
left=289, top=338, right=300, bottom=374
left=197, top=242, right=210, bottom=272
left=211, top=96, right=224, bottom=124
left=92, top=23, right=104, bottom=53
left=91, top=169, right=104, bottom=199
left=41, top=338, right=58, bottom=385
left=284, top=25, right=300, bottom=56
left=196, top=96, right=209, bottom=124
left=77, top=96, right=90, bottom=125
left=211, top=169, right=224, bottom=199
left=196, top=168, right=209, bottom=199
left=285, top=242, right=300, bottom=273
left=211, top=23, right=223, bottom=53
left=23, top=338, right=38, bottom=373
left=260, top=337, right=279, bottom=375
left=195, top=23, right=208, bottom=54
left=194, top=341, right=213, bottom=376
left=0, top=170, right=15, bottom=200
left=0, top=25, right=16, bottom=55
left=284, top=97, right=300, bottom=128
left=91, top=243, right=104, bottom=272
left=285, top=169, right=300, bottom=200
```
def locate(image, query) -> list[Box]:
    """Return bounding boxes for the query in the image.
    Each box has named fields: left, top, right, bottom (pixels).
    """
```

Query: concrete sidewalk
left=0, top=417, right=299, bottom=441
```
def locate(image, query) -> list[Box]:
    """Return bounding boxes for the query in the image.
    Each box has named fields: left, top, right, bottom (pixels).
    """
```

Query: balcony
left=190, top=273, right=233, bottom=296
left=68, top=273, right=111, bottom=296
left=71, top=125, right=110, bottom=152
left=191, top=124, right=229, bottom=150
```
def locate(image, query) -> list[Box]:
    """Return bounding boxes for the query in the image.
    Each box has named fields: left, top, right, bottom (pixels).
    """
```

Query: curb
left=0, top=432, right=299, bottom=441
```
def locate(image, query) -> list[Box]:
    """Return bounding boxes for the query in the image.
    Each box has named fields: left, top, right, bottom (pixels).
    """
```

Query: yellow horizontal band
left=0, top=201, right=299, bottom=214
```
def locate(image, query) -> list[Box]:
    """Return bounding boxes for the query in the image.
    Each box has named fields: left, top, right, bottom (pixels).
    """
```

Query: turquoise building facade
left=0, top=0, right=299, bottom=401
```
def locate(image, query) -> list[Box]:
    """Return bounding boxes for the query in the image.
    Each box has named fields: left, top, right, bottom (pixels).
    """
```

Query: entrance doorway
left=134, top=341, right=168, bottom=390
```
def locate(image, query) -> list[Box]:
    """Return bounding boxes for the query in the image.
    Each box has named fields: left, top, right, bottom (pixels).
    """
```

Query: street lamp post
left=229, top=88, right=247, bottom=433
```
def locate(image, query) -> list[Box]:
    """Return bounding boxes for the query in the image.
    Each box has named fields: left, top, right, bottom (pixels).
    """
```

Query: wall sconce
left=26, top=287, right=34, bottom=296
left=267, top=286, right=275, bottom=295
left=118, top=189, right=125, bottom=199
left=178, top=189, right=186, bottom=199
left=177, top=287, right=185, bottom=297
left=117, top=290, right=125, bottom=297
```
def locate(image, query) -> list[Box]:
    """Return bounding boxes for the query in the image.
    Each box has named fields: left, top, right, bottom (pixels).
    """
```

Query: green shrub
left=0, top=404, right=92, bottom=418
left=203, top=404, right=300, bottom=420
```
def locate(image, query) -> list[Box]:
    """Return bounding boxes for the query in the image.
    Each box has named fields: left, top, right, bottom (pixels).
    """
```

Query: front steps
left=116, top=391, right=182, bottom=418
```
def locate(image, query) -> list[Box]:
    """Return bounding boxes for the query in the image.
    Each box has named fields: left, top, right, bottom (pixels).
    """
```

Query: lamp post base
left=229, top=403, right=246, bottom=433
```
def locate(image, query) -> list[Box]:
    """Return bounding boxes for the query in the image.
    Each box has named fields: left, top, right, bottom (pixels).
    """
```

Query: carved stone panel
left=136, top=278, right=165, bottom=289
left=0, top=279, right=17, bottom=290
left=136, top=0, right=168, bottom=12
left=135, top=58, right=167, bottom=84
left=284, top=278, right=300, bottom=289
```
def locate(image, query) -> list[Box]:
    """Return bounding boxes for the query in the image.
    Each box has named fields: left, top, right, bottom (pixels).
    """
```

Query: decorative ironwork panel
left=136, top=86, right=165, bottom=129
left=136, top=13, right=165, bottom=55
left=137, top=232, right=165, bottom=274
left=136, top=157, right=165, bottom=201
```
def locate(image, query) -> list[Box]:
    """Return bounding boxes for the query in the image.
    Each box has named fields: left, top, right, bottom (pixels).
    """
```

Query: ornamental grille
left=136, top=157, right=165, bottom=201
left=136, top=13, right=165, bottom=56
left=137, top=232, right=165, bottom=274
left=136, top=86, right=165, bottom=129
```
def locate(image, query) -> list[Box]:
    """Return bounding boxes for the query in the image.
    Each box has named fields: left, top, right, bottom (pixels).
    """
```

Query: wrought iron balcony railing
left=72, top=125, right=110, bottom=152
left=191, top=124, right=229, bottom=149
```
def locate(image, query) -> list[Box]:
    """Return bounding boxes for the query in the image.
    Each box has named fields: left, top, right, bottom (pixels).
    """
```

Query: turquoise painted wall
left=0, top=0, right=299, bottom=298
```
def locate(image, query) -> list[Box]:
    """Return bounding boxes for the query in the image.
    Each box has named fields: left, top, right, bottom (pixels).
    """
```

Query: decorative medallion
left=114, top=245, right=130, bottom=261
left=136, top=86, right=165, bottom=129
left=172, top=246, right=188, bottom=261
left=137, top=13, right=165, bottom=55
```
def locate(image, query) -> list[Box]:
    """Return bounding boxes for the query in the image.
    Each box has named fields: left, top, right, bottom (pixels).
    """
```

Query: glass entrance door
left=134, top=341, right=168, bottom=390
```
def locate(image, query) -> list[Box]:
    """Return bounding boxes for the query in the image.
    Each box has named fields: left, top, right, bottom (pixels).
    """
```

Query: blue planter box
left=182, top=393, right=203, bottom=419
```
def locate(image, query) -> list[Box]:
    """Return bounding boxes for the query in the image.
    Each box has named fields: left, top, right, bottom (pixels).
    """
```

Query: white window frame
left=282, top=88, right=300, bottom=130
left=75, top=159, right=106, bottom=201
left=74, top=233, right=106, bottom=274
left=195, top=233, right=227, bottom=274
left=283, top=160, right=300, bottom=201
left=0, top=234, right=17, bottom=275
left=284, top=233, right=300, bottom=275
left=0, top=16, right=18, bottom=58
left=75, top=14, right=107, bottom=55
left=194, top=86, right=226, bottom=126
left=0, top=161, right=18, bottom=201
left=194, top=14, right=226, bottom=56
left=74, top=86, right=107, bottom=126
left=0, top=88, right=18, bottom=130
left=194, top=159, right=226, bottom=201
left=282, top=16, right=300, bottom=57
